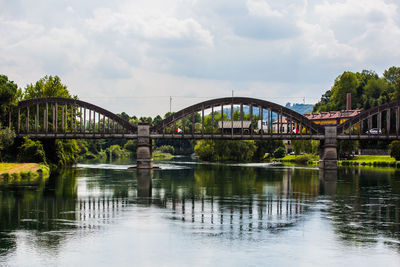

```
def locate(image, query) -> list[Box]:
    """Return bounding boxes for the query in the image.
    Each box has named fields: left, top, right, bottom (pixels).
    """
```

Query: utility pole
left=170, top=96, right=172, bottom=113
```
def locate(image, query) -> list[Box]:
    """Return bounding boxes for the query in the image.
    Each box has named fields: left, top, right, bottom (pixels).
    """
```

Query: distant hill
left=223, top=102, right=313, bottom=120
left=285, top=103, right=313, bottom=115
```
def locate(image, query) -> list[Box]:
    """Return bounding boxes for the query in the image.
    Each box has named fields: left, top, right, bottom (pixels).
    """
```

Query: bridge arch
left=10, top=97, right=136, bottom=137
left=152, top=97, right=324, bottom=138
left=337, top=100, right=400, bottom=137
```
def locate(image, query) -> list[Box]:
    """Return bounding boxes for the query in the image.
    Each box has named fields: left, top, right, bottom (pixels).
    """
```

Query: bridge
left=7, top=97, right=400, bottom=170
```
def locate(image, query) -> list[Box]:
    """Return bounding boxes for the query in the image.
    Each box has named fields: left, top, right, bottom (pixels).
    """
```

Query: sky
left=1, top=0, right=400, bottom=117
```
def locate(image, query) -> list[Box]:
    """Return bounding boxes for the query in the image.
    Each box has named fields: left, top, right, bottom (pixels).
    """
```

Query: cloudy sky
left=1, top=0, right=400, bottom=117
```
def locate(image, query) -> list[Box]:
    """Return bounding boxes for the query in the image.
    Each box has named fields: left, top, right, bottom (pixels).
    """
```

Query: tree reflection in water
left=0, top=163, right=399, bottom=258
left=324, top=168, right=400, bottom=250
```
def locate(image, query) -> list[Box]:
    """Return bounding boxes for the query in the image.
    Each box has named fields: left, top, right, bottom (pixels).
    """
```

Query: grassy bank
left=273, top=154, right=319, bottom=165
left=339, top=155, right=400, bottom=167
left=0, top=163, right=50, bottom=184
left=274, top=155, right=400, bottom=168
left=152, top=152, right=174, bottom=160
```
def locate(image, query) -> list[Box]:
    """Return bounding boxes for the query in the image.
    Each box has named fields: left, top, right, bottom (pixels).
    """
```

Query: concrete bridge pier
left=319, top=126, right=337, bottom=171
left=136, top=123, right=153, bottom=169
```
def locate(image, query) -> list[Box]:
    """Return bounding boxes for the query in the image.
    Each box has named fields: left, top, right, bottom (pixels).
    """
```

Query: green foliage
left=314, top=68, right=397, bottom=112
left=0, top=126, right=15, bottom=151
left=17, top=137, right=46, bottom=164
left=106, top=145, right=128, bottom=159
left=393, top=69, right=400, bottom=100
left=155, top=145, right=175, bottom=154
left=194, top=140, right=216, bottom=161
left=291, top=140, right=316, bottom=155
left=338, top=140, right=358, bottom=159
left=253, top=140, right=284, bottom=160
left=273, top=147, right=285, bottom=158
left=23, top=75, right=73, bottom=99
left=383, top=66, right=400, bottom=84
left=195, top=140, right=257, bottom=162
left=123, top=140, right=137, bottom=152
left=328, top=72, right=359, bottom=111
left=389, top=141, right=400, bottom=160
left=294, top=154, right=314, bottom=165
left=55, top=140, right=80, bottom=166
left=0, top=75, right=21, bottom=125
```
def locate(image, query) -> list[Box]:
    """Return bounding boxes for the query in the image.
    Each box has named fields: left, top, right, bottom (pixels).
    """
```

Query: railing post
left=136, top=123, right=153, bottom=169
left=319, top=126, right=337, bottom=170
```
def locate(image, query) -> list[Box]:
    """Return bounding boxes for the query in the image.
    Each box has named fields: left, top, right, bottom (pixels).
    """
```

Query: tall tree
left=330, top=72, right=359, bottom=110
left=0, top=75, right=21, bottom=125
left=383, top=66, right=400, bottom=85
left=23, top=75, right=73, bottom=99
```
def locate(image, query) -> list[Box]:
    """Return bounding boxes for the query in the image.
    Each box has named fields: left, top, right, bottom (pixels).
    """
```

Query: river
left=0, top=159, right=399, bottom=266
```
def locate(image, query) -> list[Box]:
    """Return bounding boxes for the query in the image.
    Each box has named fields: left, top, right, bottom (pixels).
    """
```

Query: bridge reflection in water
left=0, top=166, right=399, bottom=254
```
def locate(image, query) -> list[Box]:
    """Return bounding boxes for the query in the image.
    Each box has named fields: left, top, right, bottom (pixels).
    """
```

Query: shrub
left=17, top=137, right=46, bottom=163
left=389, top=140, right=400, bottom=160
left=294, top=154, right=313, bottom=164
left=273, top=147, right=285, bottom=159
left=155, top=145, right=175, bottom=155
left=124, top=140, right=137, bottom=153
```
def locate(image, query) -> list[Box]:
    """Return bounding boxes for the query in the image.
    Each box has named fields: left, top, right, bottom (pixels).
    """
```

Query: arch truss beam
left=9, top=97, right=137, bottom=139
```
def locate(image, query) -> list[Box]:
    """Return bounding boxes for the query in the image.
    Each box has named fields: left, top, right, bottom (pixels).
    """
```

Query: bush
left=273, top=147, right=285, bottom=158
left=390, top=140, right=400, bottom=160
left=124, top=140, right=137, bottom=153
left=17, top=137, right=46, bottom=164
left=294, top=154, right=313, bottom=164
left=155, top=145, right=175, bottom=154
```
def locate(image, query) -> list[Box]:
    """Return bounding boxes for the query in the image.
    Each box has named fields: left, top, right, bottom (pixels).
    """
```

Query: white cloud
left=246, top=0, right=283, bottom=18
left=85, top=7, right=213, bottom=47
left=1, top=0, right=400, bottom=116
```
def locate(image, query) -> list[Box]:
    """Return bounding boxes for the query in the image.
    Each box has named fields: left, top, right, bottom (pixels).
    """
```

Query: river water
left=0, top=159, right=399, bottom=266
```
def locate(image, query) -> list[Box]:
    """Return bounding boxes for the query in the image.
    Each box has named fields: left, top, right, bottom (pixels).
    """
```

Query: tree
left=393, top=69, right=400, bottom=100
left=194, top=140, right=257, bottom=162
left=364, top=78, right=390, bottom=99
left=330, top=72, right=359, bottom=111
left=0, top=126, right=16, bottom=161
left=17, top=137, right=46, bottom=163
left=124, top=140, right=137, bottom=156
left=273, top=147, right=285, bottom=158
left=253, top=140, right=284, bottom=160
left=21, top=75, right=80, bottom=167
left=0, top=75, right=21, bottom=125
left=383, top=66, right=400, bottom=85
left=23, top=75, right=73, bottom=99
left=389, top=141, right=400, bottom=160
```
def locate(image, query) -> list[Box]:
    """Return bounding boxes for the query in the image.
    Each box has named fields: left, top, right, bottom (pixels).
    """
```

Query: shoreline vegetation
left=273, top=154, right=400, bottom=168
left=0, top=163, right=50, bottom=184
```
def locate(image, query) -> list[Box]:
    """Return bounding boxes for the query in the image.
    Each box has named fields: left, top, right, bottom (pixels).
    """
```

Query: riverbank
left=0, top=163, right=50, bottom=184
left=274, top=154, right=400, bottom=168
left=339, top=155, right=399, bottom=167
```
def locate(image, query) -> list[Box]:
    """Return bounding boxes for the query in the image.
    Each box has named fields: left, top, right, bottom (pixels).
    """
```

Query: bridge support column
left=319, top=126, right=337, bottom=170
left=136, top=123, right=153, bottom=169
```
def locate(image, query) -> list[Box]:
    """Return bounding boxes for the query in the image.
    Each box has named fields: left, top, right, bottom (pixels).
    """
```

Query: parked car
left=365, top=128, right=382, bottom=134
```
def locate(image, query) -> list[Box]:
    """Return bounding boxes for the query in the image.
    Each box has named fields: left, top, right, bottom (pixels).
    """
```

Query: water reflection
left=326, top=168, right=400, bottom=250
left=0, top=163, right=399, bottom=264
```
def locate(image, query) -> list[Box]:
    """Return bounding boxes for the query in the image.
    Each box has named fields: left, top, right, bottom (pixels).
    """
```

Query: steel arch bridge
left=9, top=97, right=326, bottom=140
left=9, top=97, right=400, bottom=141
left=8, top=96, right=400, bottom=170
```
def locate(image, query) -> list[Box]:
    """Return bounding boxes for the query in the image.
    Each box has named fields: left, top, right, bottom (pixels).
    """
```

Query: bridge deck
left=16, top=133, right=325, bottom=140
